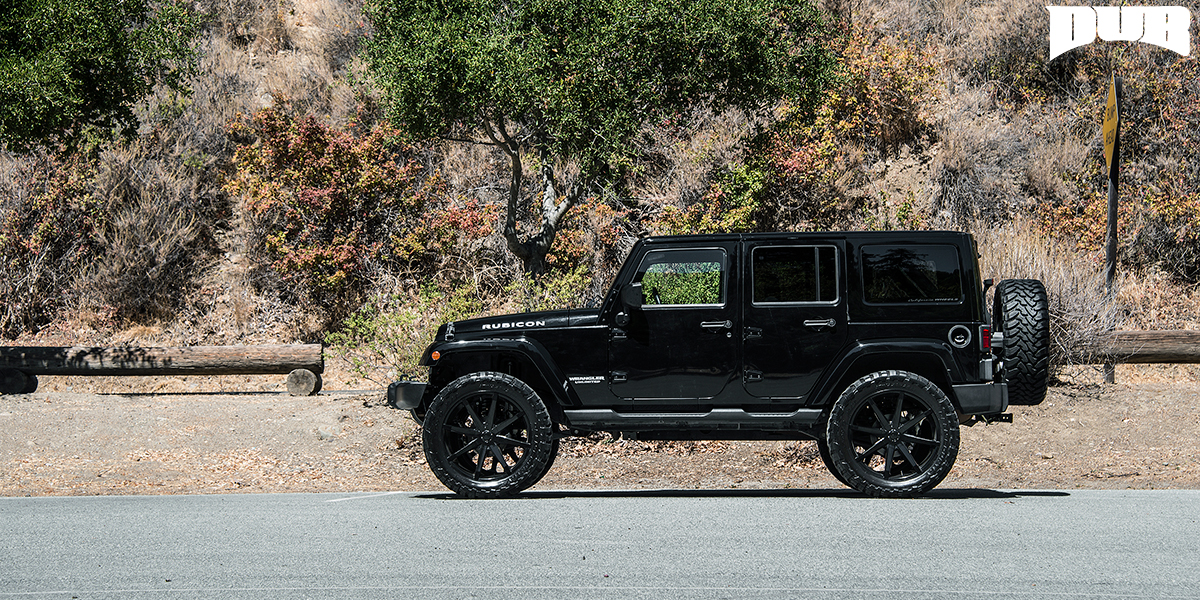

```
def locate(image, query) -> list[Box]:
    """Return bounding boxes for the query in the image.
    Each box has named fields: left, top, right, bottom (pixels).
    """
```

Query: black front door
left=609, top=244, right=738, bottom=401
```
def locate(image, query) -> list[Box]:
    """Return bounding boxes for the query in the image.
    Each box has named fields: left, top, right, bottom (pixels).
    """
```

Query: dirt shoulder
left=2, top=372, right=1198, bottom=496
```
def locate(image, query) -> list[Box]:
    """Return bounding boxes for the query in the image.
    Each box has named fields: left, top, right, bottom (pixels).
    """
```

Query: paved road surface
left=3, top=489, right=1199, bottom=599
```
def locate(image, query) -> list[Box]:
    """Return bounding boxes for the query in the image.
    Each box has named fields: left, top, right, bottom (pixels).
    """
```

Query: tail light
left=980, top=326, right=992, bottom=351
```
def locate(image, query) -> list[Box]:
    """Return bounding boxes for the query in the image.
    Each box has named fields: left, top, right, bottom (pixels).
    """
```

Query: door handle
left=701, top=320, right=733, bottom=330
left=804, top=318, right=836, bottom=330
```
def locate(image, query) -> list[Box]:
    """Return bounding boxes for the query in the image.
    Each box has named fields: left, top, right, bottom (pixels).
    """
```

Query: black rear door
left=741, top=240, right=848, bottom=400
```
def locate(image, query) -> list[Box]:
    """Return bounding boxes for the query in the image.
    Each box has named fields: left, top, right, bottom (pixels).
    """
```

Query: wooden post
left=286, top=369, right=323, bottom=396
left=1102, top=75, right=1123, bottom=384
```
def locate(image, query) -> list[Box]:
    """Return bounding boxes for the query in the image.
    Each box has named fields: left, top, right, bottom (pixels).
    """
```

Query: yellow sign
left=1103, top=76, right=1120, bottom=171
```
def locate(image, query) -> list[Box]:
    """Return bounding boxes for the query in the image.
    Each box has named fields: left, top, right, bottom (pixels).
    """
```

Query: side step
left=562, top=407, right=824, bottom=432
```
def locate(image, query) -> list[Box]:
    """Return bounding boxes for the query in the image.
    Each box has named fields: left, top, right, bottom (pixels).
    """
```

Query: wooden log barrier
left=0, top=344, right=323, bottom=395
left=1083, top=330, right=1200, bottom=364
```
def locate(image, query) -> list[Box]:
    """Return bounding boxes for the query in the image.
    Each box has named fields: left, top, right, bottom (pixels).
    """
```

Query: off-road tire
left=422, top=372, right=555, bottom=498
left=825, top=371, right=959, bottom=498
left=993, top=279, right=1050, bottom=405
left=816, top=439, right=849, bottom=487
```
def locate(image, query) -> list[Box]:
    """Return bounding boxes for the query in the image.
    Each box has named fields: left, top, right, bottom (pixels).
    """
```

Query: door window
left=635, top=249, right=726, bottom=307
left=752, top=245, right=838, bottom=305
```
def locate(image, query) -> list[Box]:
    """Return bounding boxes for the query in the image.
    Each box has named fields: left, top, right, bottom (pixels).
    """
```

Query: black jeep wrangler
left=389, top=231, right=1050, bottom=498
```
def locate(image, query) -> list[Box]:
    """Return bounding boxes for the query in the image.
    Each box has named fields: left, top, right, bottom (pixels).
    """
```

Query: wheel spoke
left=489, top=444, right=510, bottom=471
left=447, top=425, right=478, bottom=436
left=896, top=443, right=923, bottom=473
left=850, top=424, right=887, bottom=437
left=856, top=437, right=888, bottom=463
left=899, top=410, right=932, bottom=433
left=494, top=414, right=522, bottom=432
left=448, top=438, right=480, bottom=461
left=463, top=401, right=484, bottom=428
left=485, top=395, right=498, bottom=428
left=494, top=434, right=529, bottom=448
left=891, top=393, right=905, bottom=427
left=868, top=398, right=889, bottom=428
left=883, top=444, right=895, bottom=475
left=901, top=433, right=938, bottom=446
left=473, top=445, right=487, bottom=478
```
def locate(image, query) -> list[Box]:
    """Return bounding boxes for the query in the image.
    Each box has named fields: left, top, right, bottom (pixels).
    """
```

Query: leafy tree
left=0, top=0, right=200, bottom=150
left=364, top=0, right=835, bottom=275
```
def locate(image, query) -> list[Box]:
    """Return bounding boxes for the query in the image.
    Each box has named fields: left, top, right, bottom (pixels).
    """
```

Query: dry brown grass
left=79, top=144, right=209, bottom=321
left=974, top=219, right=1118, bottom=370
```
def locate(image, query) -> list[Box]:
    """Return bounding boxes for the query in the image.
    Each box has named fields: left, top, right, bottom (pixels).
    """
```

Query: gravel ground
left=2, top=368, right=1198, bottom=496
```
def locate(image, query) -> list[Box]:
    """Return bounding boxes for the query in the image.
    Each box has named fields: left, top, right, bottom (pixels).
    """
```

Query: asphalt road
left=3, top=488, right=1199, bottom=599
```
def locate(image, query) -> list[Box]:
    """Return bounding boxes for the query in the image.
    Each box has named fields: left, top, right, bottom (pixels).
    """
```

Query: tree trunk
left=485, top=118, right=582, bottom=277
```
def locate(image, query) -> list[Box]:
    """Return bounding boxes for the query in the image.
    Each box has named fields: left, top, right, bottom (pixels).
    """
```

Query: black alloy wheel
left=422, top=372, right=555, bottom=498
left=826, top=371, right=959, bottom=498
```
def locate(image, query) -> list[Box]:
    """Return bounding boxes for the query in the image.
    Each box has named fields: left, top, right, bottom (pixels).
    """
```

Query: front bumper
left=952, top=382, right=1008, bottom=415
left=387, top=381, right=428, bottom=410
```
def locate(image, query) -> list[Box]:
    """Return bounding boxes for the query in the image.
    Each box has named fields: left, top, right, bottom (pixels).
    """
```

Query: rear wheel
left=993, top=279, right=1050, bottom=405
left=825, top=371, right=959, bottom=498
left=816, top=439, right=848, bottom=487
left=422, top=372, right=555, bottom=498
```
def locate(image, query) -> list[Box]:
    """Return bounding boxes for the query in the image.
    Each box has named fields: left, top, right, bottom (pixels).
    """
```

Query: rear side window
left=752, top=246, right=838, bottom=304
left=861, top=245, right=963, bottom=304
left=636, top=248, right=726, bottom=306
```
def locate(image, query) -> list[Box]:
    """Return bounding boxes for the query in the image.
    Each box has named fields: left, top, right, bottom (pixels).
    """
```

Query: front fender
left=424, top=337, right=579, bottom=409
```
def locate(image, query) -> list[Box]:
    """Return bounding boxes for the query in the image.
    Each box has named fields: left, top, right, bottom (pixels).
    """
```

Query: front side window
left=861, top=244, right=963, bottom=304
left=636, top=248, right=726, bottom=306
left=752, top=246, right=838, bottom=304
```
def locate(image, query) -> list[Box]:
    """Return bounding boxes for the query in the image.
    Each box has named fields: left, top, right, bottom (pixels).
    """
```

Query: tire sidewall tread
left=422, top=371, right=555, bottom=499
left=994, top=279, right=1051, bottom=405
left=825, top=370, right=960, bottom=498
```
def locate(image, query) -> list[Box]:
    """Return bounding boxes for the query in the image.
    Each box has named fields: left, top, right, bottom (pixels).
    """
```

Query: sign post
left=1102, top=75, right=1122, bottom=384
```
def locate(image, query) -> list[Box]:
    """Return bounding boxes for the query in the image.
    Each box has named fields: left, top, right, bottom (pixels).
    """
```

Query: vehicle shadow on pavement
left=415, top=488, right=1071, bottom=500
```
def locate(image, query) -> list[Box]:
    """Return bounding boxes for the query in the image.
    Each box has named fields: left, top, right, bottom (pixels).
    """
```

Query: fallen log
left=1082, top=330, right=1200, bottom=364
left=0, top=344, right=324, bottom=376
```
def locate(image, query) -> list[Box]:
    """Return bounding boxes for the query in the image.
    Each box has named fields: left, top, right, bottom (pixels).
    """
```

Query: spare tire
left=993, top=279, right=1050, bottom=405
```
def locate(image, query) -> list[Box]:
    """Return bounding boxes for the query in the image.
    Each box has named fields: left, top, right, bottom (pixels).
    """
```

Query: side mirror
left=614, top=282, right=642, bottom=327
left=621, top=282, right=643, bottom=310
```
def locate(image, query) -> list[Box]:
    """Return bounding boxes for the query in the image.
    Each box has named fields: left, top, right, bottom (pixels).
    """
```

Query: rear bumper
left=952, top=382, right=1008, bottom=415
left=387, top=381, right=427, bottom=410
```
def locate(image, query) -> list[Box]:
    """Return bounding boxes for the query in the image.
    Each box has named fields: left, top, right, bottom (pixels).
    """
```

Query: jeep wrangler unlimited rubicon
left=388, top=231, right=1050, bottom=498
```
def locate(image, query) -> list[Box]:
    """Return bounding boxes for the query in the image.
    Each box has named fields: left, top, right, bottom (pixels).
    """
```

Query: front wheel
left=825, top=371, right=959, bottom=498
left=422, top=372, right=556, bottom=498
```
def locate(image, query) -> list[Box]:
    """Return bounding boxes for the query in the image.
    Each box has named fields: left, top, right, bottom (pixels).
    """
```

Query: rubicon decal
left=481, top=320, right=548, bottom=330
left=1047, top=6, right=1192, bottom=60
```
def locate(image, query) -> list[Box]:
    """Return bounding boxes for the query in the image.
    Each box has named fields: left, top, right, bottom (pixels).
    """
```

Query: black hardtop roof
left=637, top=230, right=973, bottom=247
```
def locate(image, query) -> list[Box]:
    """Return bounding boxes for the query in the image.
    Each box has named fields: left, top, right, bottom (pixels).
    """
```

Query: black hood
left=438, top=308, right=599, bottom=341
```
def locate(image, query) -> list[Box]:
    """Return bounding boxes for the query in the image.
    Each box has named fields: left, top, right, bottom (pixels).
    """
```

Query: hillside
left=1, top=0, right=1198, bottom=389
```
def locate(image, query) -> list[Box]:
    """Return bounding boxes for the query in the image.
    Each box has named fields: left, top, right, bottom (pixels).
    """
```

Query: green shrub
left=225, top=107, right=495, bottom=316
left=325, top=284, right=483, bottom=384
